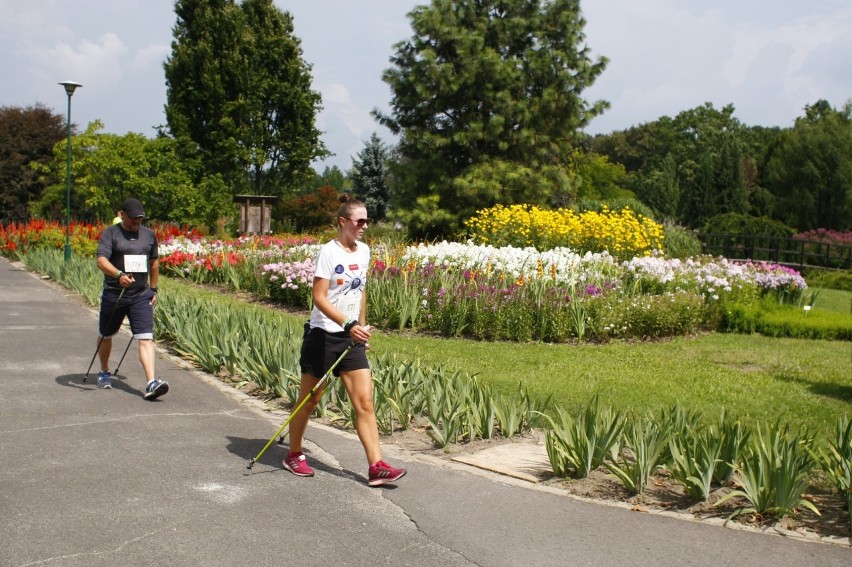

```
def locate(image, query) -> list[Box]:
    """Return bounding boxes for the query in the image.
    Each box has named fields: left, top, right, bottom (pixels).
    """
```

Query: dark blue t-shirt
left=97, top=224, right=159, bottom=296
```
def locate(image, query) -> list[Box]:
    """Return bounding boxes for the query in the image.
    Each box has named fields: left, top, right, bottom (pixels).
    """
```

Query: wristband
left=115, top=270, right=122, bottom=279
left=343, top=319, right=358, bottom=333
left=151, top=287, right=158, bottom=294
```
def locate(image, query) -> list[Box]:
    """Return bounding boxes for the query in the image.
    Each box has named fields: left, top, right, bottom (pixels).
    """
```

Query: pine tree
left=374, top=0, right=608, bottom=237
left=351, top=133, right=390, bottom=221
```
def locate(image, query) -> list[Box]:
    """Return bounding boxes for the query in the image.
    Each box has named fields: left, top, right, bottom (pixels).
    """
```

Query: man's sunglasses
left=346, top=217, right=369, bottom=227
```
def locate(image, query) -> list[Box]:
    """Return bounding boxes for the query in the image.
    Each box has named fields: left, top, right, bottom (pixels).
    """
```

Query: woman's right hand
left=349, top=324, right=372, bottom=344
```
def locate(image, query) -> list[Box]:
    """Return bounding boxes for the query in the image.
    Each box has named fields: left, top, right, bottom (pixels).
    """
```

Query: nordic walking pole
left=84, top=287, right=126, bottom=381
left=112, top=336, right=134, bottom=375
left=247, top=343, right=354, bottom=469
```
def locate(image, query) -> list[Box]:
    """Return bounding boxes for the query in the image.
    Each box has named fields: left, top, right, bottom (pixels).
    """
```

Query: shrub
left=278, top=185, right=340, bottom=232
left=589, top=292, right=707, bottom=340
left=813, top=416, right=852, bottom=531
left=543, top=394, right=623, bottom=479
left=716, top=421, right=819, bottom=521
left=669, top=426, right=723, bottom=501
left=722, top=299, right=852, bottom=340
left=661, top=222, right=703, bottom=259
left=605, top=414, right=671, bottom=495
left=702, top=213, right=795, bottom=239
left=803, top=268, right=852, bottom=292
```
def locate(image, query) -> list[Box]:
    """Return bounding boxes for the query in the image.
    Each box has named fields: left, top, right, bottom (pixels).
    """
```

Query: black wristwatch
left=150, top=287, right=158, bottom=294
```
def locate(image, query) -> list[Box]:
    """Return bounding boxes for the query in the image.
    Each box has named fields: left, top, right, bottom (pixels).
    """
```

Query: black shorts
left=99, top=289, right=156, bottom=339
left=299, top=323, right=369, bottom=378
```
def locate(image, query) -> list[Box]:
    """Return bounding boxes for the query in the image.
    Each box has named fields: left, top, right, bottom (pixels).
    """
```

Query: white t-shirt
left=308, top=239, right=370, bottom=332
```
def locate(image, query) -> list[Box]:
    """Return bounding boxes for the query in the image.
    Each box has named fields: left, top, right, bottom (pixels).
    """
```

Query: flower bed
left=4, top=220, right=821, bottom=342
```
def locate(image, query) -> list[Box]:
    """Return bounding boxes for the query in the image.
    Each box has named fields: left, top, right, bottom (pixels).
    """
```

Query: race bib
left=336, top=293, right=360, bottom=318
left=124, top=255, right=148, bottom=273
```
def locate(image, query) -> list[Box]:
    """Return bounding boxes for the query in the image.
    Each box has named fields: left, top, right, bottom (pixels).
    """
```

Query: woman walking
left=283, top=196, right=406, bottom=486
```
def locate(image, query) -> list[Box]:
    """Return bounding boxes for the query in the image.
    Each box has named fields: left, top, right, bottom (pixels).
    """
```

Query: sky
left=1, top=0, right=850, bottom=173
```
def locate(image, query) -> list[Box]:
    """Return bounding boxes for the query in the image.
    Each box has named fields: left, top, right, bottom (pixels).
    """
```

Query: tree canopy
left=32, top=121, right=208, bottom=224
left=163, top=0, right=327, bottom=199
left=375, top=0, right=608, bottom=237
left=0, top=104, right=67, bottom=222
left=591, top=103, right=776, bottom=228
left=763, top=100, right=852, bottom=231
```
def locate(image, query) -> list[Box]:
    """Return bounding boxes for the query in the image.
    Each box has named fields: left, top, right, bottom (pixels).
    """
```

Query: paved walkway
left=1, top=255, right=849, bottom=566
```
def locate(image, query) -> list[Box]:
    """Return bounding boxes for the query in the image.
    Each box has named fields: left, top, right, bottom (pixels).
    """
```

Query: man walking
left=94, top=197, right=169, bottom=400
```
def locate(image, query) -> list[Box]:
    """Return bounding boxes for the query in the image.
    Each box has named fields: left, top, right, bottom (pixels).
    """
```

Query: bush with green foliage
left=702, top=212, right=794, bottom=239
left=661, top=222, right=703, bottom=259
left=716, top=421, right=819, bottom=521
left=803, top=268, right=852, bottom=292
left=723, top=297, right=852, bottom=340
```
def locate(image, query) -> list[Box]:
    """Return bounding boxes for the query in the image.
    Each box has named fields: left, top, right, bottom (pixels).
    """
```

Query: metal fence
left=697, top=233, right=852, bottom=271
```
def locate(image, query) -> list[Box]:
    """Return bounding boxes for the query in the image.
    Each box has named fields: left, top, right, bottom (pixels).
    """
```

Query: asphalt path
left=1, top=255, right=849, bottom=566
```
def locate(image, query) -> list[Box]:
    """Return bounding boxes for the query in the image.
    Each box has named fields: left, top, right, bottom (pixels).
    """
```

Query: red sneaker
left=368, top=460, right=406, bottom=486
left=283, top=452, right=314, bottom=477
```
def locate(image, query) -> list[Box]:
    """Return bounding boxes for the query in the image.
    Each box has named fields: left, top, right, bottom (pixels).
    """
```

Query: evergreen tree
left=375, top=0, right=608, bottom=237
left=594, top=103, right=758, bottom=228
left=351, top=133, right=390, bottom=221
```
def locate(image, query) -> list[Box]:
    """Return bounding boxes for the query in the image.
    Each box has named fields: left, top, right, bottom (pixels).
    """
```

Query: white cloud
left=30, top=33, right=128, bottom=92
left=321, top=83, right=352, bottom=106
left=316, top=82, right=379, bottom=140
left=725, top=19, right=847, bottom=90
left=133, top=42, right=170, bottom=70
left=583, top=0, right=852, bottom=133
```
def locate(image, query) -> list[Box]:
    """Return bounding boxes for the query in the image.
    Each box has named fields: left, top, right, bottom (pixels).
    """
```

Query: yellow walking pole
left=247, top=343, right=354, bottom=469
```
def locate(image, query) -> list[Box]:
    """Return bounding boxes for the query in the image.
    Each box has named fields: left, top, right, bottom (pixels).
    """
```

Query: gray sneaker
left=143, top=378, right=169, bottom=400
left=97, top=371, right=112, bottom=389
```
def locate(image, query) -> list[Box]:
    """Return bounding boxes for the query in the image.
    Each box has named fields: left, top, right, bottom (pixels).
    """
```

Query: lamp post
left=58, top=80, right=82, bottom=262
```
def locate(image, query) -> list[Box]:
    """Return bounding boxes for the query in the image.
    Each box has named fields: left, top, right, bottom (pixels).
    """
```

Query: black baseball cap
left=121, top=198, right=146, bottom=218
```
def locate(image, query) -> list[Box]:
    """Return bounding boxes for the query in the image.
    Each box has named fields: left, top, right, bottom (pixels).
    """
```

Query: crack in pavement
left=395, top=505, right=480, bottom=566
left=17, top=521, right=183, bottom=566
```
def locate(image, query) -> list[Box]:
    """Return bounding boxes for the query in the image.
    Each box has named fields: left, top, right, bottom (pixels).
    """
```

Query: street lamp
left=58, top=80, right=82, bottom=262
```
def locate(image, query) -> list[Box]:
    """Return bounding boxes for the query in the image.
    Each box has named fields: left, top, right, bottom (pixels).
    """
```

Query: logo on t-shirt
left=334, top=264, right=345, bottom=274
left=348, top=263, right=359, bottom=271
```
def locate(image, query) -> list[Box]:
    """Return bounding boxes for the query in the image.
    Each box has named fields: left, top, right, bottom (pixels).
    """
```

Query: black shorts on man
left=98, top=288, right=156, bottom=339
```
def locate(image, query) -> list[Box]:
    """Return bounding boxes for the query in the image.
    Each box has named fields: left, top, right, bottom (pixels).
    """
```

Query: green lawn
left=812, top=287, right=852, bottom=314
left=371, top=330, right=851, bottom=439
